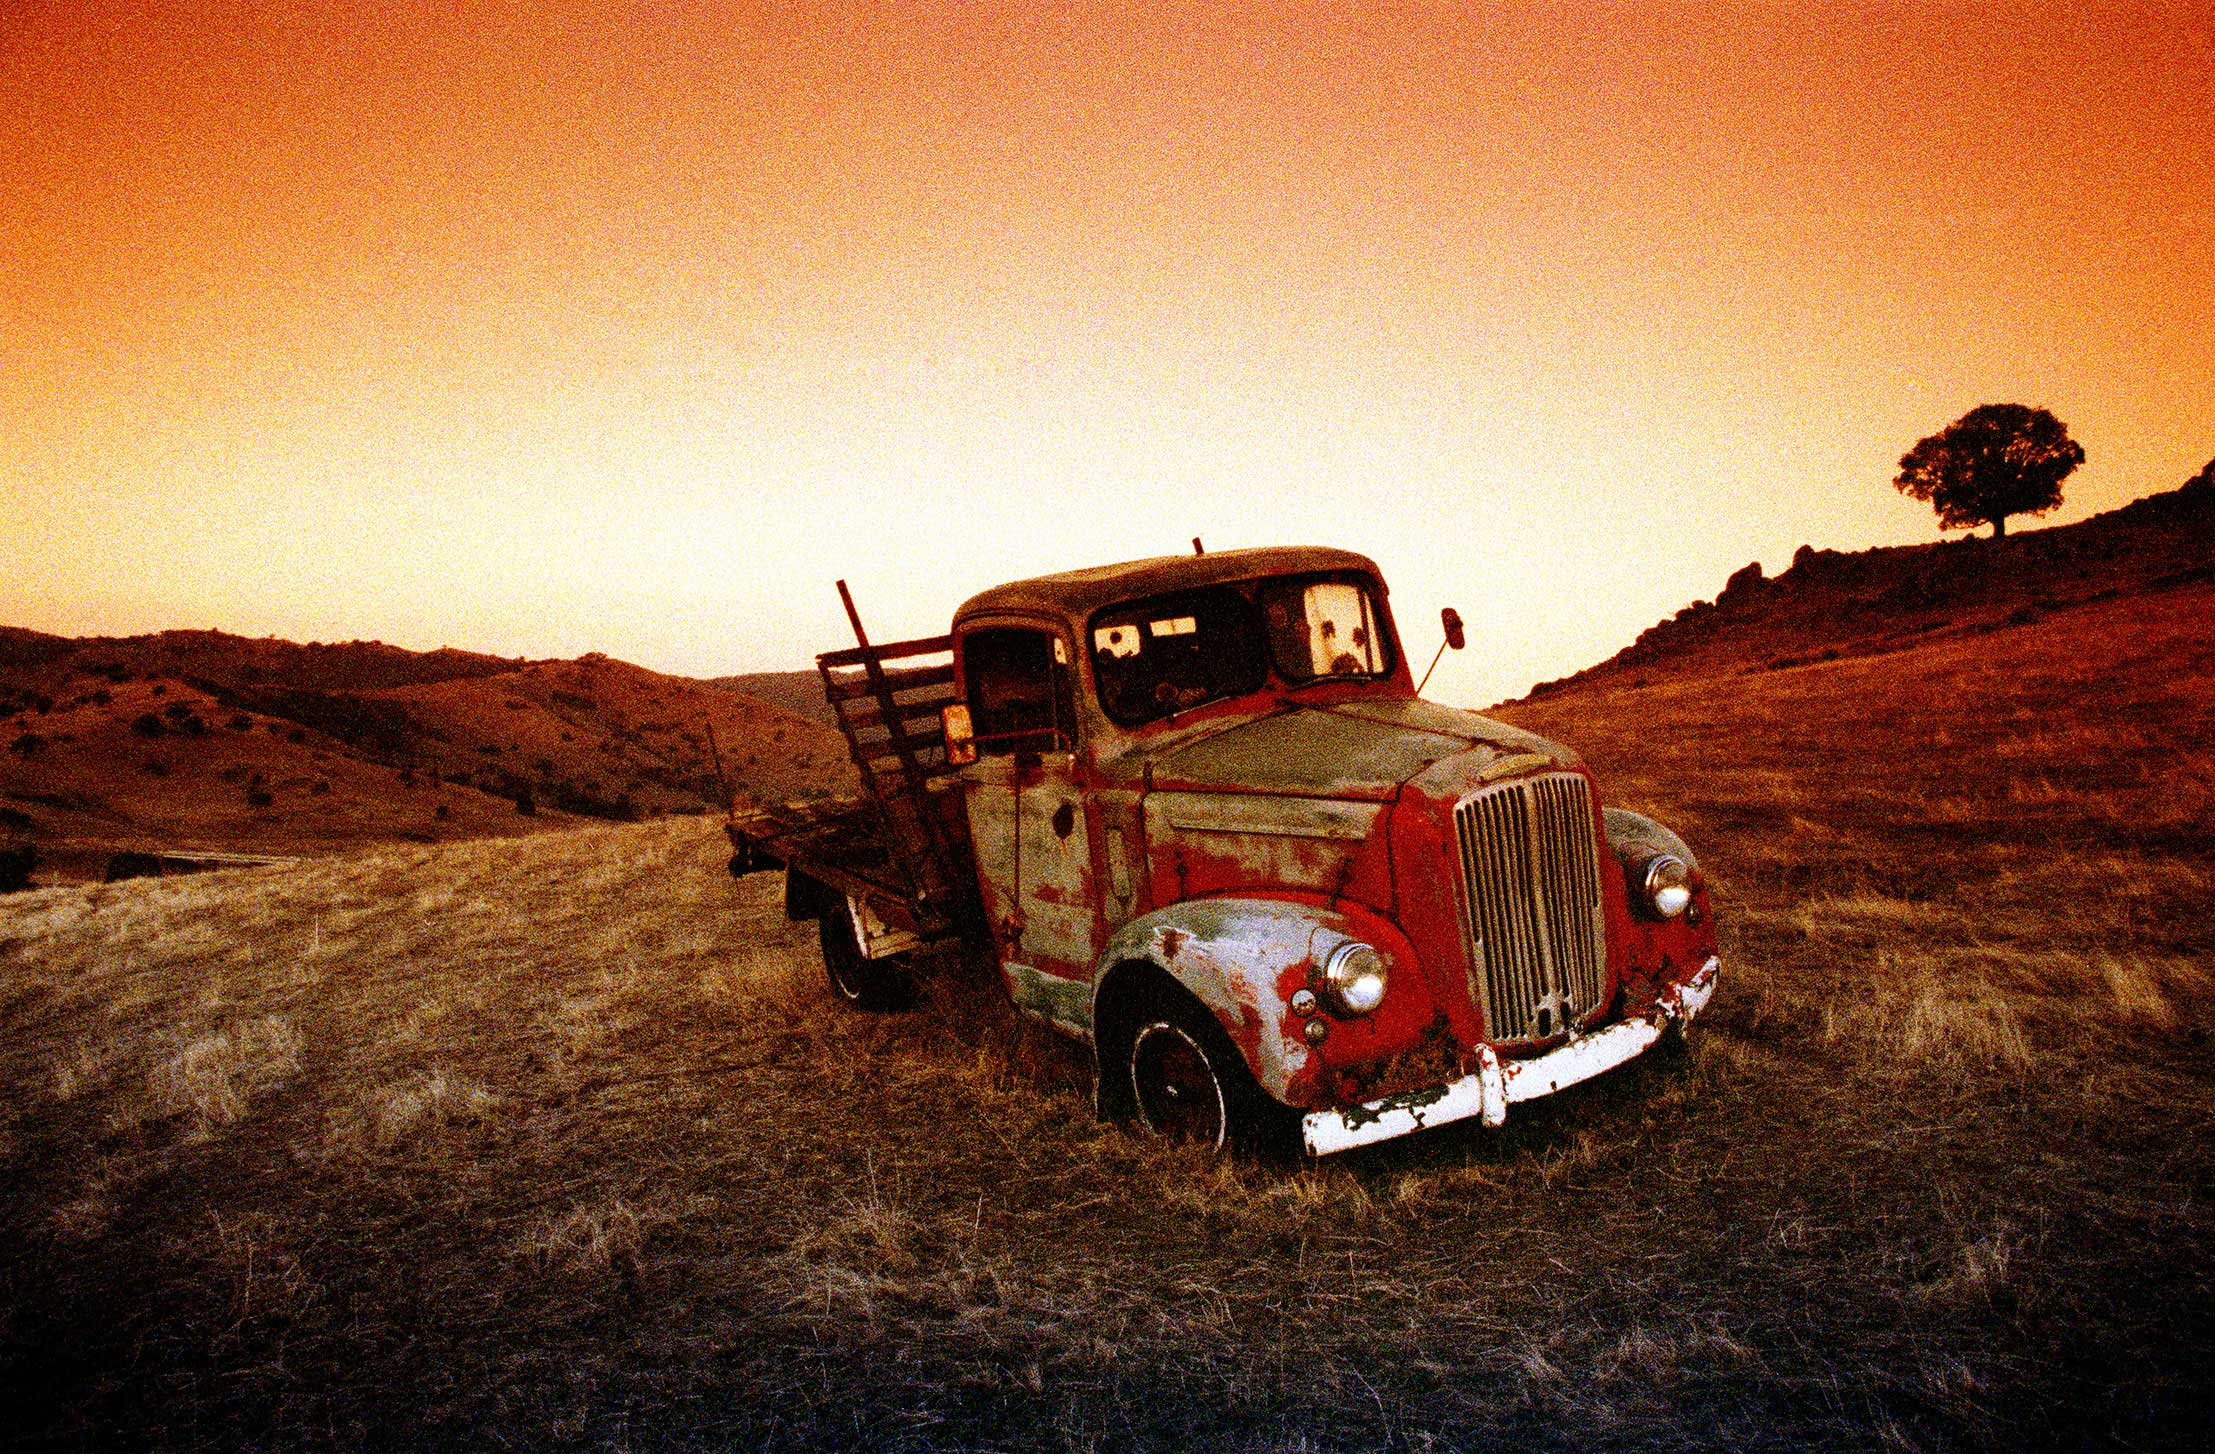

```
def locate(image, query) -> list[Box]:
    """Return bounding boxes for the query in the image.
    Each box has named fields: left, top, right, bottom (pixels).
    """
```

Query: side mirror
left=941, top=703, right=979, bottom=766
left=1417, top=608, right=1466, bottom=695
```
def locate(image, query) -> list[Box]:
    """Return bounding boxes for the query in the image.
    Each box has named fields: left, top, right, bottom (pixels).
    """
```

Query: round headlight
left=1642, top=855, right=1692, bottom=918
left=1323, top=941, right=1389, bottom=1016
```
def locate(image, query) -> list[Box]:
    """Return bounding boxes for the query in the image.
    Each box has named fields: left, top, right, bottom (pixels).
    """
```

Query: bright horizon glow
left=4, top=2, right=2211, bottom=705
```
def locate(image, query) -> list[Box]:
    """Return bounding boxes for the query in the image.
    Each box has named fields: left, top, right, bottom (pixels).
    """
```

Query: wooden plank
left=841, top=727, right=948, bottom=762
left=837, top=696, right=958, bottom=733
left=822, top=662, right=956, bottom=701
left=816, top=634, right=953, bottom=668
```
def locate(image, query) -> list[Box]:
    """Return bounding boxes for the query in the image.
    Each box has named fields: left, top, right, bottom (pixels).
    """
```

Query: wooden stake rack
left=812, top=579, right=967, bottom=933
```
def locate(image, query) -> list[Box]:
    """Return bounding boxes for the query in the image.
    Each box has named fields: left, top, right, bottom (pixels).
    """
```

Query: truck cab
left=736, top=546, right=1719, bottom=1156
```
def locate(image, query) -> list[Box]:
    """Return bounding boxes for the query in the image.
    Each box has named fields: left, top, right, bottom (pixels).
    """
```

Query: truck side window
left=963, top=627, right=1077, bottom=755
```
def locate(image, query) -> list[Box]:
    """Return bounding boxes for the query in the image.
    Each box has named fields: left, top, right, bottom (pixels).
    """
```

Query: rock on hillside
left=1524, top=467, right=2215, bottom=699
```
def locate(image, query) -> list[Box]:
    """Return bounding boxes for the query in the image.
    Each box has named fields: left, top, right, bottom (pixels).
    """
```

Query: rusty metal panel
left=1142, top=792, right=1392, bottom=906
left=1150, top=791, right=1380, bottom=842
left=1452, top=771, right=1606, bottom=1041
left=962, top=753, right=1101, bottom=994
left=1149, top=708, right=1456, bottom=801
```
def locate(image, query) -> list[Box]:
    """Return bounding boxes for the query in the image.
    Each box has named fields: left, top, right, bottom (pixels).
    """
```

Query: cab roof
left=953, top=545, right=1385, bottom=626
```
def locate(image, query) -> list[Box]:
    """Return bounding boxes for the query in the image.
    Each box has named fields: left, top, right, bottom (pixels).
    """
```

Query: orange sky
left=5, top=2, right=2211, bottom=704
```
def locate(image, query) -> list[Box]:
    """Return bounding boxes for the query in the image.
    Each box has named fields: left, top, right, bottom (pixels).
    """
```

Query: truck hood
left=1145, top=699, right=1576, bottom=802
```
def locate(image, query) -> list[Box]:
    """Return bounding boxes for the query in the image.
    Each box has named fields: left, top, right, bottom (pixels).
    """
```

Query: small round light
left=1290, top=988, right=1318, bottom=1017
left=1642, top=855, right=1692, bottom=919
left=1323, top=941, right=1389, bottom=1016
left=1303, top=1018, right=1330, bottom=1045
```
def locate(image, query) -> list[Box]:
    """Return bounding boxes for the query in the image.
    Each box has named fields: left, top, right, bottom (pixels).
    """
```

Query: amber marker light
left=941, top=704, right=978, bottom=766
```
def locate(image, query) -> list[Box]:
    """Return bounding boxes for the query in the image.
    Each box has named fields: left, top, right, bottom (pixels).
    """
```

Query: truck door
left=957, top=625, right=1101, bottom=1036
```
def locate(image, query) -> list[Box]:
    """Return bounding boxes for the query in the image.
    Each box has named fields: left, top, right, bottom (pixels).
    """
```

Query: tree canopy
left=1893, top=404, right=2085, bottom=538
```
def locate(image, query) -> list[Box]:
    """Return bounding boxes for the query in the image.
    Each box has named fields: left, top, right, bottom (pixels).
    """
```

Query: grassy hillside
left=3, top=577, right=2210, bottom=1449
left=711, top=668, right=841, bottom=729
left=0, top=632, right=848, bottom=883
left=1530, top=469, right=2214, bottom=698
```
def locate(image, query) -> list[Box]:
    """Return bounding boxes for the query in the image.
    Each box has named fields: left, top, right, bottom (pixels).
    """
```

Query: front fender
left=1603, top=807, right=1698, bottom=876
left=1602, top=807, right=1720, bottom=1001
left=1094, top=896, right=1383, bottom=1103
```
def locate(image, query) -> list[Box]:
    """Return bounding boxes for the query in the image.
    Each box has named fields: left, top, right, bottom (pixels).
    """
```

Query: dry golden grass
left=1, top=581, right=2212, bottom=1450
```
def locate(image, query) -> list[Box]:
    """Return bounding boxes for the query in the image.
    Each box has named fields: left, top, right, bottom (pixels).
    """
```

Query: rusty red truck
left=724, top=545, right=1719, bottom=1156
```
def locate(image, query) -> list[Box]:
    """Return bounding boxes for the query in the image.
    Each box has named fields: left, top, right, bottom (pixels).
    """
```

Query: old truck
left=725, top=545, right=1719, bottom=1157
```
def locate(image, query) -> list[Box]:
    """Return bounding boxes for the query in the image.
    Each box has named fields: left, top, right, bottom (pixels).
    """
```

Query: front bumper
left=1300, top=955, right=1720, bottom=1157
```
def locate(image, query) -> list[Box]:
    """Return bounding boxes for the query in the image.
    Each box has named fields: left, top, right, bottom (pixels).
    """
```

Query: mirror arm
left=1417, top=639, right=1450, bottom=696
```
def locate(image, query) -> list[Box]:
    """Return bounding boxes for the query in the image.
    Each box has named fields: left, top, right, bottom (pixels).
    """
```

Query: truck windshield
left=1089, top=573, right=1393, bottom=726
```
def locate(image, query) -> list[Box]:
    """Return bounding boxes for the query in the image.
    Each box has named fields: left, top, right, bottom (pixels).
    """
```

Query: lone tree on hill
left=1893, top=403, right=2084, bottom=539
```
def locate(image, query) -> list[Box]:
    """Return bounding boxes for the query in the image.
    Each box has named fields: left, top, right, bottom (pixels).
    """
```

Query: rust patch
left=1334, top=1014, right=1462, bottom=1101
left=1159, top=927, right=1187, bottom=958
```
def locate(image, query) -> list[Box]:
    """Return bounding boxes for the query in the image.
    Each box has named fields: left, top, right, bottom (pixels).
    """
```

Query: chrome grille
left=1453, top=772, right=1608, bottom=1041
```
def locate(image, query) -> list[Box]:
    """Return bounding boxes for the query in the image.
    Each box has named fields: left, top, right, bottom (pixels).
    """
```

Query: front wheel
left=817, top=894, right=912, bottom=1011
left=1126, top=1004, right=1295, bottom=1157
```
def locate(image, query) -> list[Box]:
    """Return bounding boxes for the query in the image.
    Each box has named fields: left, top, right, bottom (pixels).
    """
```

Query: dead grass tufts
left=786, top=1198, right=927, bottom=1279
left=50, top=1041, right=114, bottom=1102
left=365, top=1066, right=501, bottom=1149
left=1825, top=952, right=2032, bottom=1077
left=1587, top=1321, right=1754, bottom=1386
left=762, top=1176, right=1077, bottom=1349
left=516, top=1194, right=669, bottom=1278
left=771, top=1195, right=948, bottom=1327
left=2098, top=953, right=2180, bottom=1030
left=1537, top=1127, right=1616, bottom=1187
left=1918, top=1224, right=2022, bottom=1306
left=1515, top=1342, right=1568, bottom=1385
left=148, top=1014, right=302, bottom=1133
left=1894, top=984, right=2032, bottom=1075
left=50, top=1175, right=126, bottom=1243
left=1791, top=893, right=1954, bottom=935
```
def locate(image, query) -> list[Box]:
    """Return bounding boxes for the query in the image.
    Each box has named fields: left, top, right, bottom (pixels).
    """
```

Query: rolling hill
left=1524, top=463, right=2215, bottom=700
left=710, top=668, right=841, bottom=729
left=0, top=631, right=851, bottom=883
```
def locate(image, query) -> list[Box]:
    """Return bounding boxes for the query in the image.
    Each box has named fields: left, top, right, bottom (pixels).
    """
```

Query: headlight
left=1641, top=855, right=1692, bottom=919
left=1323, top=941, right=1389, bottom=1016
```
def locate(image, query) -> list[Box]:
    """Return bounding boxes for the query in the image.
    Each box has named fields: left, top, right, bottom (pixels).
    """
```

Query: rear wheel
left=817, top=894, right=912, bottom=1011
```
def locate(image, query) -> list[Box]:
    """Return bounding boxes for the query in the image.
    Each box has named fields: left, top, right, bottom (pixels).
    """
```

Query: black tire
left=817, top=894, right=912, bottom=1011
left=1124, top=1000, right=1296, bottom=1158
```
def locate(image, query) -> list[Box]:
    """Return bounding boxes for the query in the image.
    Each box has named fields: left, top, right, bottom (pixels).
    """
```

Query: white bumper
left=1300, top=955, right=1720, bottom=1158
